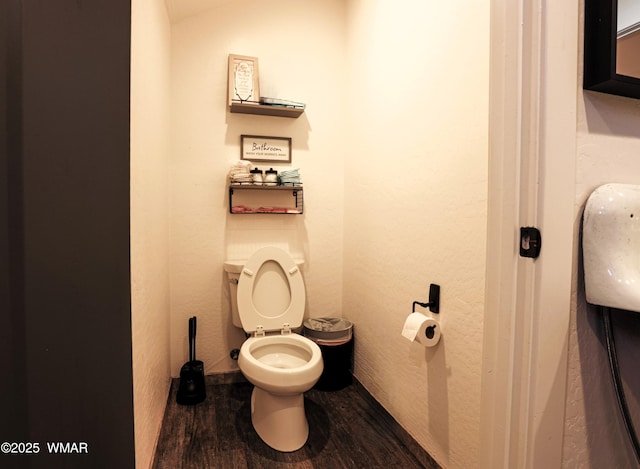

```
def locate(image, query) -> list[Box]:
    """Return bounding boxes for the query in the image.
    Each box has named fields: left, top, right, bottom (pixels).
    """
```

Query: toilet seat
left=237, top=247, right=305, bottom=335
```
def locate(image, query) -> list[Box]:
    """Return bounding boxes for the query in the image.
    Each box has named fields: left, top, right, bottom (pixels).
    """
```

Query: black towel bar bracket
left=412, top=283, right=440, bottom=314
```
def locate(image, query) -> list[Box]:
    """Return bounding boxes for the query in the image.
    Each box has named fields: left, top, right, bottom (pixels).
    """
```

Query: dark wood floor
left=152, top=375, right=440, bottom=469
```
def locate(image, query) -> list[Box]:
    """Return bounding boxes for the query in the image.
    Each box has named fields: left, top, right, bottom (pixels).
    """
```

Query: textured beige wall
left=563, top=55, right=640, bottom=469
left=343, top=2, right=489, bottom=468
left=564, top=97, right=640, bottom=468
left=168, top=0, right=347, bottom=376
left=131, top=0, right=172, bottom=467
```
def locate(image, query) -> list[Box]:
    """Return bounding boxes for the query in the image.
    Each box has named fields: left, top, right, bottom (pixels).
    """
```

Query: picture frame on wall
left=228, top=54, right=260, bottom=104
left=241, top=135, right=292, bottom=163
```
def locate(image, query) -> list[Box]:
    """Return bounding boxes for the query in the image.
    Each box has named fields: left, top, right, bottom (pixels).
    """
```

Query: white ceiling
left=164, top=0, right=236, bottom=23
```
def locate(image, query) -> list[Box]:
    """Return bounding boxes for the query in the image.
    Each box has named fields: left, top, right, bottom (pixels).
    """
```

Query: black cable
left=602, top=306, right=640, bottom=466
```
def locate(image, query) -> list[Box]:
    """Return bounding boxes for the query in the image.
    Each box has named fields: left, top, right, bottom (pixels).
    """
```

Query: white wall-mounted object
left=583, top=183, right=640, bottom=312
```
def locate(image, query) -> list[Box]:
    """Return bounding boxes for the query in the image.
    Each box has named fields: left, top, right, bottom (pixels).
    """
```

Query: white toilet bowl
left=239, top=333, right=322, bottom=451
left=225, top=246, right=324, bottom=452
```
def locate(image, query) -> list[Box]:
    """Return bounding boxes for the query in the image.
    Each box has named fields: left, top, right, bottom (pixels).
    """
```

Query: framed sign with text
left=241, top=135, right=292, bottom=163
left=228, top=54, right=260, bottom=104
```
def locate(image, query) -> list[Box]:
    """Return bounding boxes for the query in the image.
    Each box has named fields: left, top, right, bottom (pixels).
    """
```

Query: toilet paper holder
left=412, top=283, right=440, bottom=314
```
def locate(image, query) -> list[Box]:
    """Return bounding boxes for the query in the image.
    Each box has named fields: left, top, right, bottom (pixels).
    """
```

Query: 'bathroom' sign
left=241, top=135, right=292, bottom=163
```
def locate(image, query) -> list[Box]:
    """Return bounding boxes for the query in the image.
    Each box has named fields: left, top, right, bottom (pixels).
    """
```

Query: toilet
left=224, top=247, right=323, bottom=452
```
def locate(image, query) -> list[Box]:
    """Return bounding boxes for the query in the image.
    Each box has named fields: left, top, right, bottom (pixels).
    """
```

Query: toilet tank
left=224, top=260, right=245, bottom=328
left=223, top=258, right=305, bottom=329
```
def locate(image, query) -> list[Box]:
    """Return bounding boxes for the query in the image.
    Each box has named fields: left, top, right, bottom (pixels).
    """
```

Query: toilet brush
left=176, top=316, right=206, bottom=405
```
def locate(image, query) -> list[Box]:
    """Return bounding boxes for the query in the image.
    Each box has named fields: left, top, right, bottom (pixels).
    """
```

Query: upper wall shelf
left=227, top=55, right=305, bottom=118
left=229, top=101, right=305, bottom=118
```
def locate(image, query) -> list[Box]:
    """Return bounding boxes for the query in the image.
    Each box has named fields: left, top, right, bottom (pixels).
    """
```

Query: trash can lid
left=303, top=317, right=353, bottom=341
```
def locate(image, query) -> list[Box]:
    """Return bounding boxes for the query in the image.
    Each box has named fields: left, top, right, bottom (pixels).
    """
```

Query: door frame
left=481, top=0, right=578, bottom=467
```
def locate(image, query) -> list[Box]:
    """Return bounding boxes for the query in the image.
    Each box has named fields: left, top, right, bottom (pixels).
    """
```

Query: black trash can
left=303, top=317, right=354, bottom=391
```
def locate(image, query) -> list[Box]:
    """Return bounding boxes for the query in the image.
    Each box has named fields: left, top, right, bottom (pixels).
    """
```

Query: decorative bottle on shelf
left=264, top=168, right=278, bottom=186
left=250, top=168, right=263, bottom=185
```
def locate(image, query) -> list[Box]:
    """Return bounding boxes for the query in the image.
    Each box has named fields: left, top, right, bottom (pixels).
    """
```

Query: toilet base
left=250, top=386, right=309, bottom=452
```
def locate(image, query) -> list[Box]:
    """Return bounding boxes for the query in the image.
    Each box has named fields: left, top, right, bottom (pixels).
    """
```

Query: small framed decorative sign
left=241, top=135, right=292, bottom=163
left=228, top=54, right=260, bottom=104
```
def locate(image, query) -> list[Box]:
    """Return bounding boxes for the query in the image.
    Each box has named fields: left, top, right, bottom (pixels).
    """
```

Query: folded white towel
left=229, top=161, right=253, bottom=183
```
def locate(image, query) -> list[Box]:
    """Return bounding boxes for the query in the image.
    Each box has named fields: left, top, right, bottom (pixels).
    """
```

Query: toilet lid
left=237, top=247, right=305, bottom=334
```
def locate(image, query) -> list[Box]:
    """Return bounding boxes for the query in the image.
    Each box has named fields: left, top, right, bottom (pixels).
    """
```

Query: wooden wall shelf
left=229, top=102, right=304, bottom=118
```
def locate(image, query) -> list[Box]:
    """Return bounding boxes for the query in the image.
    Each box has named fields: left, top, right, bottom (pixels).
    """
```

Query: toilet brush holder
left=177, top=316, right=206, bottom=405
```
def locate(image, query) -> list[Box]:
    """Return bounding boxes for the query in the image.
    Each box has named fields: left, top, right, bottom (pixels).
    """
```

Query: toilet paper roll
left=401, top=312, right=441, bottom=347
